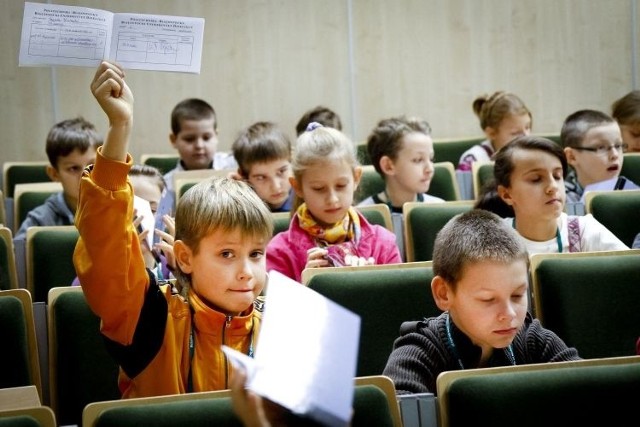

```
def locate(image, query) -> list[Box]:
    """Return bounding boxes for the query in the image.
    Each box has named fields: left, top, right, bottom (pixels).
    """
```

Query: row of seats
left=300, top=249, right=640, bottom=378
left=3, top=248, right=639, bottom=426
left=0, top=203, right=394, bottom=296
left=6, top=154, right=640, bottom=237
left=0, top=285, right=403, bottom=426
left=3, top=186, right=640, bottom=299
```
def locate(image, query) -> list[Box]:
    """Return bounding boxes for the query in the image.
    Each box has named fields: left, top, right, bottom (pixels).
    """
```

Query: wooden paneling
left=1, top=0, right=638, bottom=167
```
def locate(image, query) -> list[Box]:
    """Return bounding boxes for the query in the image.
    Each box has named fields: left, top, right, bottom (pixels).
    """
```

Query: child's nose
left=237, top=259, right=254, bottom=280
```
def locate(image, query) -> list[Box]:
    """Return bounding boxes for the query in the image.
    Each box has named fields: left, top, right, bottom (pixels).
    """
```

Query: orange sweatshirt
left=74, top=150, right=261, bottom=398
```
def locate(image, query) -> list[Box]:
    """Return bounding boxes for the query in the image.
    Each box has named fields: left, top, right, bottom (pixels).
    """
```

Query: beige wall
left=2, top=0, right=638, bottom=166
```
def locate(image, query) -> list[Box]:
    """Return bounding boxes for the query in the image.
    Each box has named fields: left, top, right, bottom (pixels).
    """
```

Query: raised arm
left=75, top=61, right=147, bottom=345
left=90, top=61, right=133, bottom=161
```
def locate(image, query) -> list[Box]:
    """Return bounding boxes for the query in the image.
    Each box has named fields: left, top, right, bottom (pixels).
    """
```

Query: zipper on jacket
left=222, top=315, right=232, bottom=387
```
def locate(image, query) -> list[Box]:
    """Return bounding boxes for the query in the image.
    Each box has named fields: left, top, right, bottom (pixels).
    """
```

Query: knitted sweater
left=382, top=311, right=581, bottom=395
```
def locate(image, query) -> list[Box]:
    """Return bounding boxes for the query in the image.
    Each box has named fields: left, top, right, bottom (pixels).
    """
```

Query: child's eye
left=512, top=294, right=525, bottom=301
left=220, top=250, right=233, bottom=259
left=250, top=250, right=264, bottom=259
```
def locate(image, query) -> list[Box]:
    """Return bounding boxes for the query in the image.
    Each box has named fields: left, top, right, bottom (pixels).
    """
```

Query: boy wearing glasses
left=561, top=109, right=637, bottom=203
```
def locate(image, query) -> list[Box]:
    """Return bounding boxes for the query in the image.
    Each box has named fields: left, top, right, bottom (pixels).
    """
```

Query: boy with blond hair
left=75, top=62, right=272, bottom=397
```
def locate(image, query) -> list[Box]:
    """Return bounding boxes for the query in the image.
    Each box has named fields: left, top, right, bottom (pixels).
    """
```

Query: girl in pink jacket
left=266, top=123, right=402, bottom=282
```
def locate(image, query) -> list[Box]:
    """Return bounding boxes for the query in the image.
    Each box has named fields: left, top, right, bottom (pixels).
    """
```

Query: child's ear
left=564, top=147, right=578, bottom=167
left=353, top=166, right=363, bottom=188
left=46, top=165, right=60, bottom=182
left=497, top=184, right=513, bottom=206
left=290, top=176, right=303, bottom=197
left=173, top=240, right=193, bottom=274
left=169, top=133, right=177, bottom=147
left=484, top=126, right=497, bottom=141
left=380, top=156, right=394, bottom=175
left=431, top=275, right=453, bottom=311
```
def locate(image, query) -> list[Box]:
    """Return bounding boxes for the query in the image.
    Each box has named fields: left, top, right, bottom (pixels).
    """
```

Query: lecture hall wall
left=2, top=0, right=639, bottom=164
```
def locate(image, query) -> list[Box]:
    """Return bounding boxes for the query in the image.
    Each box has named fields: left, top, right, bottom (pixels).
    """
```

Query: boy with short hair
left=232, top=121, right=294, bottom=212
left=383, top=209, right=580, bottom=395
left=14, top=116, right=101, bottom=241
left=561, top=109, right=636, bottom=203
left=76, top=61, right=273, bottom=397
left=154, top=98, right=237, bottom=230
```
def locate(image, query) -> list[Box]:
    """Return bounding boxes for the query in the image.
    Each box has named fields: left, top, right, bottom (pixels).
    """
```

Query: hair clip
left=305, top=122, right=323, bottom=132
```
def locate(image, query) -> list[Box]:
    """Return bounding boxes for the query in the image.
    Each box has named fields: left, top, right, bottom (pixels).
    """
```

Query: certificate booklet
left=223, top=271, right=361, bottom=427
left=19, top=2, right=204, bottom=73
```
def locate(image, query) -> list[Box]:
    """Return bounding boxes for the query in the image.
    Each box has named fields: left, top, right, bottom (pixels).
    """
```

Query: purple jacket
left=266, top=211, right=402, bottom=282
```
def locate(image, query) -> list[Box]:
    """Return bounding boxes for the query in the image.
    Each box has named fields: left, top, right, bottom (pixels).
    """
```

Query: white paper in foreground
left=223, top=270, right=361, bottom=427
left=19, top=2, right=204, bottom=73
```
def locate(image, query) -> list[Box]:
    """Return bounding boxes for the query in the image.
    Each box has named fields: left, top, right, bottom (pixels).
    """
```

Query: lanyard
left=445, top=311, right=516, bottom=369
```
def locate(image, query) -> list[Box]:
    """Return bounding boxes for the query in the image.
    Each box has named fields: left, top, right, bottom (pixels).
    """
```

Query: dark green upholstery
left=28, top=227, right=79, bottom=302
left=405, top=203, right=473, bottom=262
left=16, top=191, right=56, bottom=230
left=0, top=295, right=32, bottom=389
left=621, top=153, right=640, bottom=185
left=272, top=214, right=291, bottom=236
left=351, top=384, right=394, bottom=427
left=3, top=163, right=50, bottom=198
left=534, top=252, right=640, bottom=358
left=354, top=163, right=460, bottom=204
left=308, top=266, right=439, bottom=377
left=474, top=162, right=495, bottom=197
left=433, top=137, right=484, bottom=166
left=50, top=290, right=120, bottom=426
left=0, top=227, right=17, bottom=290
left=93, top=384, right=392, bottom=427
left=354, top=167, right=384, bottom=204
left=95, top=398, right=242, bottom=427
left=0, top=406, right=56, bottom=427
left=587, top=191, right=640, bottom=247
left=0, top=416, right=40, bottom=427
left=361, top=209, right=387, bottom=231
left=141, top=155, right=179, bottom=175
left=177, top=181, right=197, bottom=199
left=356, top=143, right=371, bottom=165
left=429, top=162, right=459, bottom=201
left=446, top=363, right=640, bottom=427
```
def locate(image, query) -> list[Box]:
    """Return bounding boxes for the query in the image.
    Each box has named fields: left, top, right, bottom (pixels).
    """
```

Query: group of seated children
left=9, top=61, right=640, bottom=425
left=76, top=62, right=584, bottom=424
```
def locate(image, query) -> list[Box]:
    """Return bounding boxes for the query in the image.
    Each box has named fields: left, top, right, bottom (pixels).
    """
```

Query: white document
left=223, top=270, right=361, bottom=427
left=19, top=2, right=204, bottom=73
left=133, top=195, right=155, bottom=250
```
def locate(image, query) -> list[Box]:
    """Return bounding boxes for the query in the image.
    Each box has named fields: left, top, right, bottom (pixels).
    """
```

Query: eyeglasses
left=572, top=143, right=628, bottom=156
